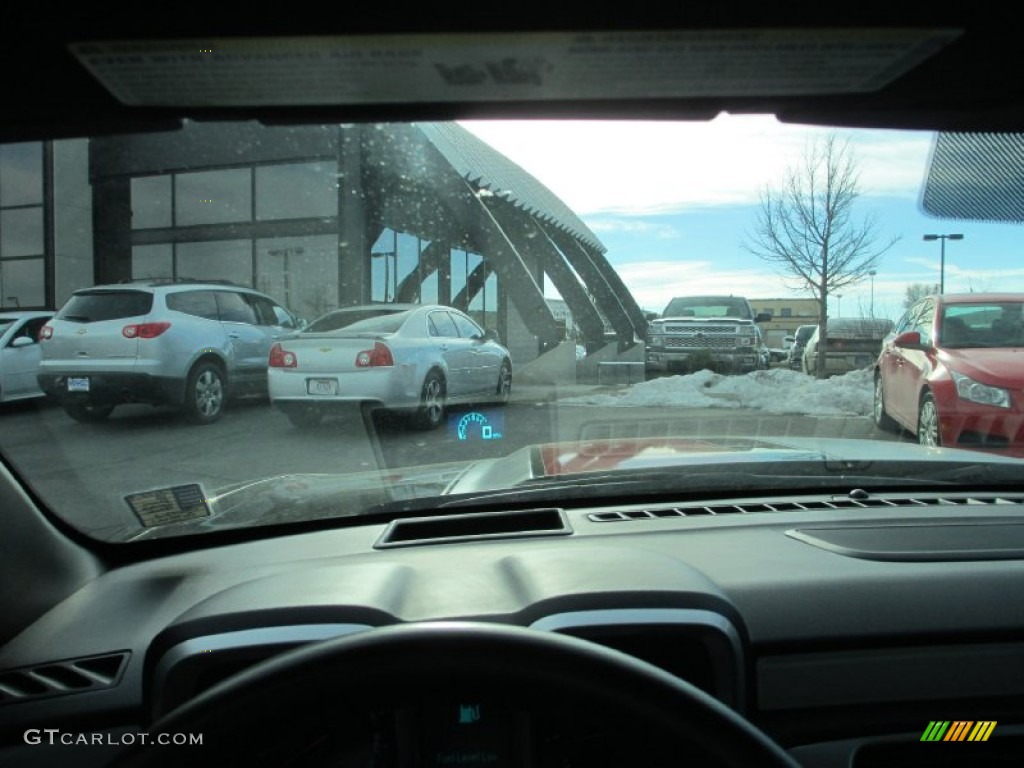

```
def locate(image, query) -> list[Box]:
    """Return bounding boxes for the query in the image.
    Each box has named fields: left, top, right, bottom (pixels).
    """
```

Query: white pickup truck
left=645, top=295, right=771, bottom=375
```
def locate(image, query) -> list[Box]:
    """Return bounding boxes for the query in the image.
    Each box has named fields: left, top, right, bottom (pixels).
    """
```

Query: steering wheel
left=119, top=622, right=800, bottom=767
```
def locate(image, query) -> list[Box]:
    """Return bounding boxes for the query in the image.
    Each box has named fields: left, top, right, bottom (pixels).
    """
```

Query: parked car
left=0, top=311, right=53, bottom=403
left=38, top=281, right=303, bottom=424
left=802, top=317, right=894, bottom=377
left=874, top=293, right=1024, bottom=455
left=787, top=324, right=817, bottom=369
left=268, top=304, right=512, bottom=428
left=646, top=295, right=770, bottom=375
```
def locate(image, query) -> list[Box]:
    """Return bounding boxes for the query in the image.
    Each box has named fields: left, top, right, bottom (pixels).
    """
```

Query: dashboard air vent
left=588, top=494, right=1024, bottom=522
left=376, top=508, right=570, bottom=548
left=0, top=651, right=130, bottom=706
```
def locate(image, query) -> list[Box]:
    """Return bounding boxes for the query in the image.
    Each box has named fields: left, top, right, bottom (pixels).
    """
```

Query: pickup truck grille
left=666, top=336, right=738, bottom=349
left=664, top=325, right=736, bottom=334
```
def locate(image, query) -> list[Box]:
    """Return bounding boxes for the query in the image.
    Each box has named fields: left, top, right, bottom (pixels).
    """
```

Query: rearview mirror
left=755, top=313, right=772, bottom=323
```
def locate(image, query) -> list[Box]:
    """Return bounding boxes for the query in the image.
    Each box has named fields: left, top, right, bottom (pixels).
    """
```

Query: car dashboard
left=2, top=470, right=1024, bottom=767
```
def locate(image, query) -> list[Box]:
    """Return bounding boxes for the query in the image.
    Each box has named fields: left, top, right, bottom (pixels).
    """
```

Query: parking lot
left=0, top=385, right=902, bottom=541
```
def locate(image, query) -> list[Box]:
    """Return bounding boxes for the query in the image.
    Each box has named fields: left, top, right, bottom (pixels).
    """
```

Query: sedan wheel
left=496, top=361, right=512, bottom=405
left=917, top=393, right=941, bottom=447
left=412, top=371, right=445, bottom=430
left=872, top=374, right=899, bottom=432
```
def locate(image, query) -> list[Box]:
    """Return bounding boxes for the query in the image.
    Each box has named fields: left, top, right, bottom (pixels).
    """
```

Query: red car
left=874, top=293, right=1024, bottom=456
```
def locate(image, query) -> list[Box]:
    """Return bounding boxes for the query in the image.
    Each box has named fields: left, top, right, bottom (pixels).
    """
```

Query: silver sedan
left=0, top=311, right=53, bottom=404
left=268, top=304, right=512, bottom=428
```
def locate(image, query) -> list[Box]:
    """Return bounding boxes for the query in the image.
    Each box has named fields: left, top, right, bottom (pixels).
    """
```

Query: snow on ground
left=560, top=367, right=875, bottom=417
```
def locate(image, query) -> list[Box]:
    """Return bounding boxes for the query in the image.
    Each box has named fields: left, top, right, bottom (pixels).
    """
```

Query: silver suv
left=38, top=281, right=302, bottom=424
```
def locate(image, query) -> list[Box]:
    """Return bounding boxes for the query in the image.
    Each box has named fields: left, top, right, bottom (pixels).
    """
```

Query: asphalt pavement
left=0, top=382, right=901, bottom=541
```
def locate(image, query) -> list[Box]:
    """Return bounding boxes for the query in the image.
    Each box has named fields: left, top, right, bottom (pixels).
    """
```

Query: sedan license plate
left=307, top=378, right=339, bottom=396
left=67, top=377, right=90, bottom=392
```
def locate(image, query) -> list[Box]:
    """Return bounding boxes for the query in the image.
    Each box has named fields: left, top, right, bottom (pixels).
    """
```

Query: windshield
left=941, top=302, right=1024, bottom=348
left=662, top=297, right=753, bottom=319
left=3, top=116, right=1024, bottom=544
left=795, top=326, right=816, bottom=344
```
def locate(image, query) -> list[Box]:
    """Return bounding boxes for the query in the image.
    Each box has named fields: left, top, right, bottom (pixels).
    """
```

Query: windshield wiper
left=430, top=460, right=1024, bottom=512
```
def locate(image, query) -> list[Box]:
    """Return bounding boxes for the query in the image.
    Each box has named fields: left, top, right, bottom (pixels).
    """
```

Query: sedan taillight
left=122, top=322, right=171, bottom=339
left=269, top=342, right=297, bottom=368
left=355, top=342, right=394, bottom=368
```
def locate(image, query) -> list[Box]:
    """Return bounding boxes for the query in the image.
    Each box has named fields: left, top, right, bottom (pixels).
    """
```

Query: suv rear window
left=57, top=291, right=153, bottom=322
left=166, top=290, right=219, bottom=320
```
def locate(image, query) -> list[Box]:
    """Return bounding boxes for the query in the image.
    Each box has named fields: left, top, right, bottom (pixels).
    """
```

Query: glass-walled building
left=1, top=121, right=648, bottom=375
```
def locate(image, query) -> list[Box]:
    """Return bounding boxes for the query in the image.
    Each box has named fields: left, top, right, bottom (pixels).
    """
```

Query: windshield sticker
left=69, top=29, right=960, bottom=107
left=125, top=484, right=211, bottom=528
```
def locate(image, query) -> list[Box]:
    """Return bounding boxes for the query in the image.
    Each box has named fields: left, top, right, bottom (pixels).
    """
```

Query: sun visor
left=922, top=132, right=1024, bottom=222
left=69, top=29, right=958, bottom=108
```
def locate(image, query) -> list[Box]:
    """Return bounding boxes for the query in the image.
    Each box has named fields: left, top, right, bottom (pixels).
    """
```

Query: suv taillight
left=122, top=322, right=171, bottom=339
left=355, top=342, right=394, bottom=368
left=39, top=324, right=53, bottom=340
left=269, top=342, right=297, bottom=368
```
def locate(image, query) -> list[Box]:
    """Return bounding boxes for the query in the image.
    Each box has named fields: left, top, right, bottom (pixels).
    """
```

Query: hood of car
left=941, top=347, right=1024, bottom=387
left=123, top=435, right=1022, bottom=541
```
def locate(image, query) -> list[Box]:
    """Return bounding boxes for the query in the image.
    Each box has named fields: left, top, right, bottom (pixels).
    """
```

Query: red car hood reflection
left=539, top=438, right=767, bottom=476
left=942, top=347, right=1024, bottom=388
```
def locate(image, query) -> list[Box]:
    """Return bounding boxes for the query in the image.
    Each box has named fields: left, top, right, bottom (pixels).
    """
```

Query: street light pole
left=869, top=270, right=876, bottom=317
left=836, top=294, right=843, bottom=317
left=923, top=233, right=964, bottom=294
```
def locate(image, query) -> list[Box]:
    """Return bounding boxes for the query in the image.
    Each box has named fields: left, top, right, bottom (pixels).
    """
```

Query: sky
left=459, top=116, right=1024, bottom=320
left=560, top=366, right=874, bottom=417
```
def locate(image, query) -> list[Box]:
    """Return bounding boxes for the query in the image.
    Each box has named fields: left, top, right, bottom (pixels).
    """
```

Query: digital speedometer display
left=448, top=409, right=505, bottom=442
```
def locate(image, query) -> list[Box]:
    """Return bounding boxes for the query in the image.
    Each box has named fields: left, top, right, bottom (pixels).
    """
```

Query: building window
left=1, top=142, right=45, bottom=308
left=132, top=244, right=173, bottom=279
left=0, top=143, right=43, bottom=207
left=131, top=176, right=172, bottom=229
left=256, top=235, right=338, bottom=319
left=781, top=308, right=792, bottom=317
left=176, top=240, right=253, bottom=285
left=1, top=207, right=43, bottom=257
left=175, top=169, right=252, bottom=226
left=255, top=162, right=338, bottom=221
left=0, top=258, right=45, bottom=307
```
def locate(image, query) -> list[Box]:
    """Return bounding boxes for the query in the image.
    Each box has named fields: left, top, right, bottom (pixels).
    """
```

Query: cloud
left=585, top=218, right=682, bottom=239
left=459, top=116, right=934, bottom=216
left=611, top=260, right=800, bottom=309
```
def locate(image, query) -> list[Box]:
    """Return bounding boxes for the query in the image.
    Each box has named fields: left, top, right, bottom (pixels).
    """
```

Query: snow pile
left=561, top=367, right=874, bottom=417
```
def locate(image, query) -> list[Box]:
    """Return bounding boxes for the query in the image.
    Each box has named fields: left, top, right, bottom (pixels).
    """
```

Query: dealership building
left=0, top=122, right=647, bottom=380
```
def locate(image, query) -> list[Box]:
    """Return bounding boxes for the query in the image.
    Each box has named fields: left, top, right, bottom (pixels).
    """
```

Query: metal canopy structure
left=414, top=122, right=648, bottom=350
left=83, top=120, right=646, bottom=363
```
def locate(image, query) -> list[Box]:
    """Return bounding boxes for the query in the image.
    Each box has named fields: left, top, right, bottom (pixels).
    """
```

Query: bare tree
left=903, top=283, right=939, bottom=309
left=745, top=134, right=898, bottom=377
